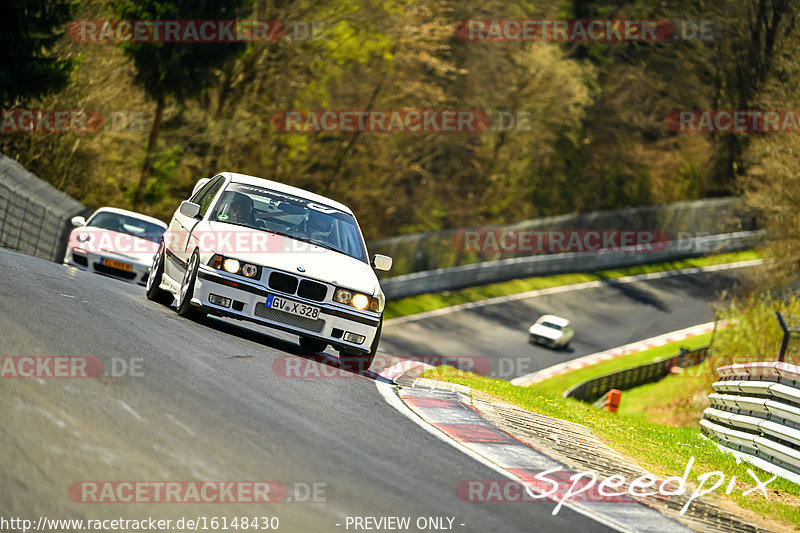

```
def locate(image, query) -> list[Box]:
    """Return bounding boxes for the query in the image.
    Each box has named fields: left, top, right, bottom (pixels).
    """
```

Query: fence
left=369, top=197, right=759, bottom=278
left=702, top=361, right=800, bottom=477
left=380, top=231, right=764, bottom=300
left=0, top=153, right=87, bottom=262
left=564, top=346, right=710, bottom=403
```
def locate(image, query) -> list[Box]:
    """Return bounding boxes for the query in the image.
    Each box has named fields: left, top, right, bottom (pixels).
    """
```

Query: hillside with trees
left=1, top=0, right=798, bottom=264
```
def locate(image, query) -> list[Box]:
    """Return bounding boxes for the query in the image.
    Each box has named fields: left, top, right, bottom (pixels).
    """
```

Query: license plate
left=101, top=258, right=133, bottom=272
left=266, top=294, right=320, bottom=319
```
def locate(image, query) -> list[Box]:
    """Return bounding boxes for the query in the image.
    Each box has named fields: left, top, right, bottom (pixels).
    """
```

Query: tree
left=0, top=0, right=77, bottom=107
left=112, top=0, right=248, bottom=209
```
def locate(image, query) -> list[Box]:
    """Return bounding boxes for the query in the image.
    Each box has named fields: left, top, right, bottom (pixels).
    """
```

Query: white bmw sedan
left=64, top=207, right=167, bottom=285
left=528, top=314, right=574, bottom=349
left=146, top=172, right=392, bottom=371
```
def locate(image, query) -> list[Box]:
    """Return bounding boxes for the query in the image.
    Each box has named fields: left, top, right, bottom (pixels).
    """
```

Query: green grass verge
left=384, top=250, right=761, bottom=320
left=534, top=331, right=714, bottom=397
left=422, top=366, right=800, bottom=528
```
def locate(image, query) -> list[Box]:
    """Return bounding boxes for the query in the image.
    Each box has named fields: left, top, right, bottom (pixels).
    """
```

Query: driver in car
left=289, top=210, right=334, bottom=243
left=307, top=210, right=333, bottom=239
left=220, top=192, right=256, bottom=227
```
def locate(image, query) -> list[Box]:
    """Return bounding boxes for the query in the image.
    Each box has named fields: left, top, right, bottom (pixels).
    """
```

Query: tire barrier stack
left=0, top=153, right=87, bottom=262
left=702, top=361, right=800, bottom=477
left=564, top=346, right=710, bottom=403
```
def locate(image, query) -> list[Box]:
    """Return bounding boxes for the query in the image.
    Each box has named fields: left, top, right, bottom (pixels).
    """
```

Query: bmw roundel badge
left=297, top=266, right=306, bottom=272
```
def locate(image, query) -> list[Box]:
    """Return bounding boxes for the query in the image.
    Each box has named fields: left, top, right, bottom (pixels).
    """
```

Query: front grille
left=269, top=272, right=298, bottom=294
left=297, top=280, right=327, bottom=301
left=254, top=302, right=324, bottom=333
left=73, top=255, right=88, bottom=267
left=94, top=263, right=137, bottom=280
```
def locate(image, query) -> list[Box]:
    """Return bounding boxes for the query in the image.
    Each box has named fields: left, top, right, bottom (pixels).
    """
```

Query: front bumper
left=529, top=333, right=567, bottom=347
left=64, top=248, right=151, bottom=285
left=193, top=265, right=380, bottom=354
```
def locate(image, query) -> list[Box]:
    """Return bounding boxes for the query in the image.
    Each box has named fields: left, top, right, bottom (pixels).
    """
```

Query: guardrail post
left=775, top=311, right=800, bottom=363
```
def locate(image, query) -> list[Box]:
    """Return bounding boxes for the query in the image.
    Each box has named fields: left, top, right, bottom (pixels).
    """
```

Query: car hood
left=528, top=324, right=562, bottom=339
left=68, top=227, right=158, bottom=265
left=203, top=222, right=380, bottom=295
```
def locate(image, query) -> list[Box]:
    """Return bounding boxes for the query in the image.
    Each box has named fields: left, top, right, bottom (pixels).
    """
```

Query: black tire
left=339, top=352, right=375, bottom=372
left=176, top=251, right=204, bottom=320
left=145, top=241, right=174, bottom=306
left=299, top=337, right=327, bottom=353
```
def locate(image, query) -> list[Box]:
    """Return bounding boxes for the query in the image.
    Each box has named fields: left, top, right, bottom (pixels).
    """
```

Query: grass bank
left=422, top=366, right=799, bottom=528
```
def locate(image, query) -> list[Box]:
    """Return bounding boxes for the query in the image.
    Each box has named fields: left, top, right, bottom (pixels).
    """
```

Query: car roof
left=537, top=314, right=570, bottom=326
left=91, top=207, right=168, bottom=228
left=222, top=172, right=354, bottom=215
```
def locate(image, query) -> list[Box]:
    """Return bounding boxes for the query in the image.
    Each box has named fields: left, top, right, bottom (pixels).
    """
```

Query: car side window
left=195, top=177, right=225, bottom=218
left=190, top=176, right=218, bottom=203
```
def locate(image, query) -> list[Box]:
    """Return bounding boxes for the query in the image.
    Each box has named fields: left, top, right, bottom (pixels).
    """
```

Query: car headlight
left=209, top=254, right=261, bottom=279
left=223, top=258, right=240, bottom=273
left=352, top=293, right=370, bottom=310
left=334, top=288, right=382, bottom=312
left=241, top=263, right=258, bottom=278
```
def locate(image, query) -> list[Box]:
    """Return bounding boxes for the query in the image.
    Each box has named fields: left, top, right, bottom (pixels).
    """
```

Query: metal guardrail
left=564, top=345, right=710, bottom=403
left=702, top=362, right=800, bottom=477
left=0, top=153, right=87, bottom=262
left=380, top=231, right=765, bottom=300
left=369, top=197, right=759, bottom=277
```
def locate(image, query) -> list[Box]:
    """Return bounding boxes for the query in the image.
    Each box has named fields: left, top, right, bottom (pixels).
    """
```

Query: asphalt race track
left=381, top=267, right=749, bottom=380
left=0, top=249, right=619, bottom=532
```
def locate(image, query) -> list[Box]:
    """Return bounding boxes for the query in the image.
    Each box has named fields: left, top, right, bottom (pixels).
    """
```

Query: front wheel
left=176, top=251, right=204, bottom=320
left=339, top=352, right=376, bottom=373
left=145, top=242, right=174, bottom=306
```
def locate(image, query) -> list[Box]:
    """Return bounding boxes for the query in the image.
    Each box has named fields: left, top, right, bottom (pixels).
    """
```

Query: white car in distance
left=528, top=314, right=574, bottom=349
left=146, top=172, right=393, bottom=371
left=64, top=207, right=167, bottom=285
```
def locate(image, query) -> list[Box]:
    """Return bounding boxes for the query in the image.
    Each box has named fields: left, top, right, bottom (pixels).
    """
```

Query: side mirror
left=71, top=215, right=86, bottom=227
left=371, top=254, right=393, bottom=271
left=191, top=178, right=211, bottom=197
left=179, top=201, right=201, bottom=219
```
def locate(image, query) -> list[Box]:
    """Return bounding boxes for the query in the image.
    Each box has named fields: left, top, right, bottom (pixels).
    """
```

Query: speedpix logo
left=459, top=457, right=775, bottom=516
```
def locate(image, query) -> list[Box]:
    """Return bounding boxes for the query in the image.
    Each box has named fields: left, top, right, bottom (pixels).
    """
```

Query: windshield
left=539, top=321, right=563, bottom=330
left=87, top=211, right=165, bottom=243
left=210, top=183, right=368, bottom=262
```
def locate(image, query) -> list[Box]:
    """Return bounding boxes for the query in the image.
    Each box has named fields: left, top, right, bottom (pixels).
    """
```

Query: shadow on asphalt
left=189, top=314, right=393, bottom=383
